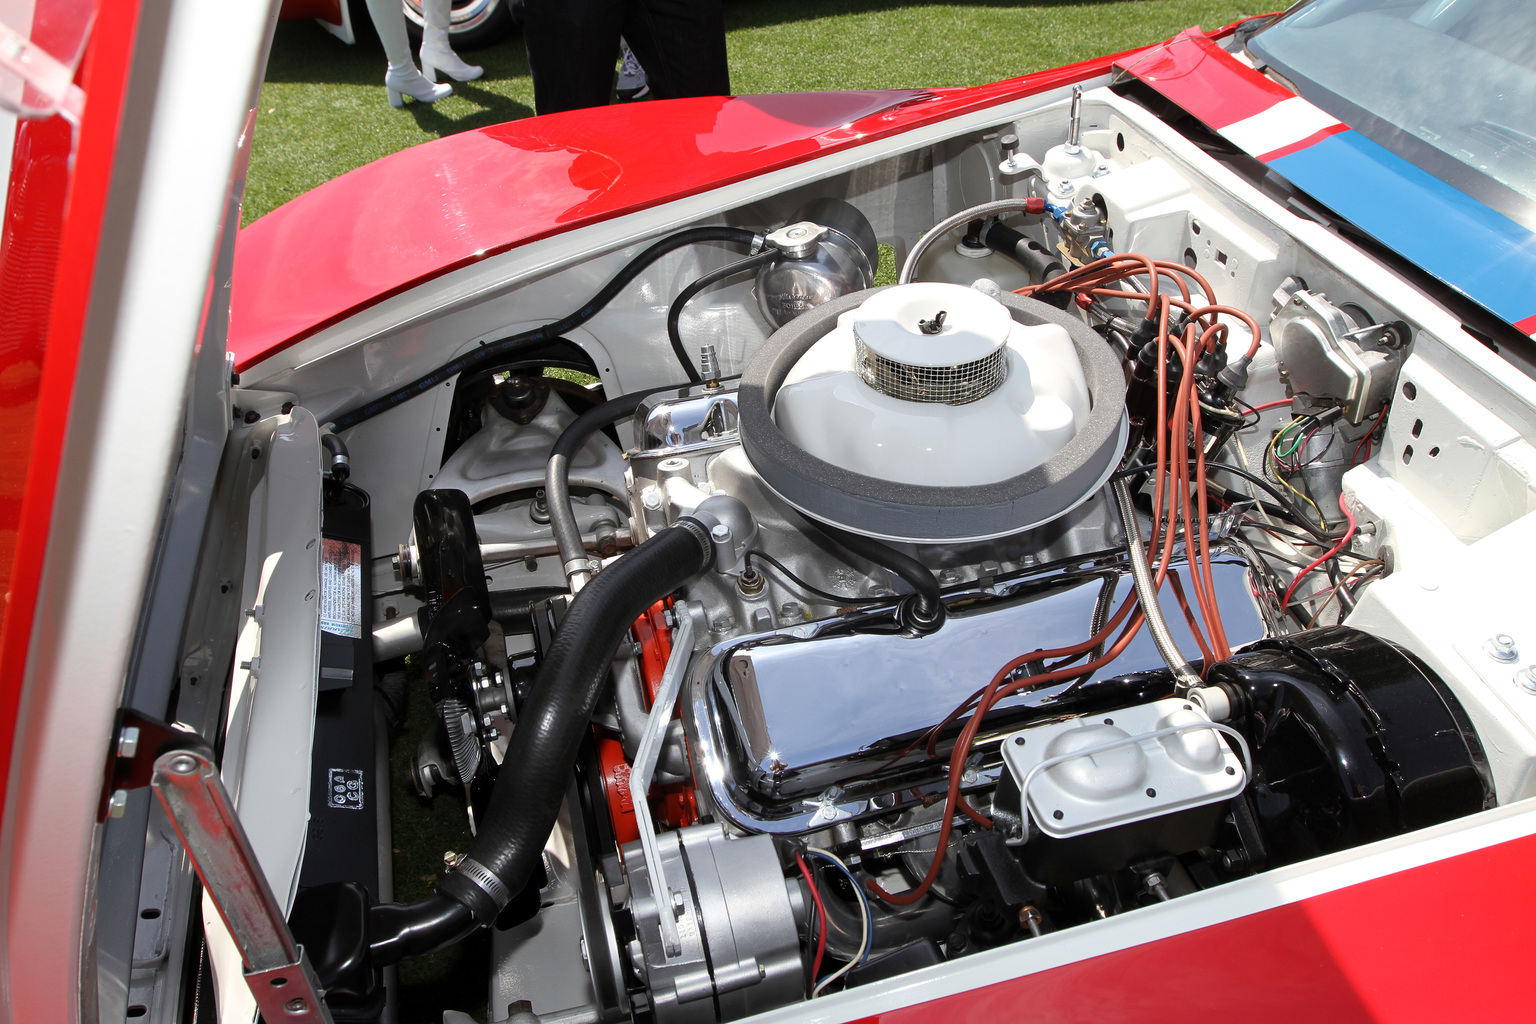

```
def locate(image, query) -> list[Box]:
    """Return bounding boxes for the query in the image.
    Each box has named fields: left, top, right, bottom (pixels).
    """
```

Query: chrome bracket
left=630, top=608, right=695, bottom=958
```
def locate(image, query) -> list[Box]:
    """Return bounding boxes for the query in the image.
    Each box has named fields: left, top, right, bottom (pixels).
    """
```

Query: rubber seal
left=738, top=288, right=1128, bottom=542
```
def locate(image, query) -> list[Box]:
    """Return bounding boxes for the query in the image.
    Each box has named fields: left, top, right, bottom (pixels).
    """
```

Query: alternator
left=624, top=824, right=804, bottom=1022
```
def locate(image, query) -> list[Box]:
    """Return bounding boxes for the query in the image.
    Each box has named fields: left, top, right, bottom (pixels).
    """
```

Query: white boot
left=420, top=0, right=483, bottom=82
left=364, top=0, right=452, bottom=105
left=385, top=62, right=453, bottom=106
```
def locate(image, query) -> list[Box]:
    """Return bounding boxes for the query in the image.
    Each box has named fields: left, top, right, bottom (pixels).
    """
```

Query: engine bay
left=195, top=79, right=1536, bottom=1022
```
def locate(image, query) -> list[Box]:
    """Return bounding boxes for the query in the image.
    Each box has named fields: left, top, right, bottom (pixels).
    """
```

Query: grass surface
left=247, top=0, right=1254, bottom=222
left=387, top=659, right=492, bottom=1023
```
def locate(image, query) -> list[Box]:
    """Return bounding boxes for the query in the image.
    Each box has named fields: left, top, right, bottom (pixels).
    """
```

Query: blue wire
left=804, top=848, right=874, bottom=964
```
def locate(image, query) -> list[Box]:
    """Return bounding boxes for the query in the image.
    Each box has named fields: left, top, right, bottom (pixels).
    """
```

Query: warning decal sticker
left=320, top=538, right=363, bottom=638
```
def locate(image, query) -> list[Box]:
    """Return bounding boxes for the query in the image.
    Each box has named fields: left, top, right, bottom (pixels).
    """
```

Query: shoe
left=617, top=41, right=649, bottom=100
left=385, top=65, right=453, bottom=107
left=421, top=0, right=483, bottom=82
left=420, top=44, right=483, bottom=83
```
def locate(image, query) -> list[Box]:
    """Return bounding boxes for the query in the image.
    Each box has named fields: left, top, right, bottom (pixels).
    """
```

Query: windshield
left=1248, top=0, right=1536, bottom=229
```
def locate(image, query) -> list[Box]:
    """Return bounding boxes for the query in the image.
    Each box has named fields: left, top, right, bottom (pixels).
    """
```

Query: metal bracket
left=112, top=714, right=335, bottom=1022
left=629, top=610, right=695, bottom=959
left=99, top=709, right=210, bottom=822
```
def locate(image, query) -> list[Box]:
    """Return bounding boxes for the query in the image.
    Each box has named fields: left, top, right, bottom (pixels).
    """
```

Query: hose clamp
left=452, top=856, right=512, bottom=911
left=563, top=557, right=596, bottom=582
left=673, top=517, right=715, bottom=566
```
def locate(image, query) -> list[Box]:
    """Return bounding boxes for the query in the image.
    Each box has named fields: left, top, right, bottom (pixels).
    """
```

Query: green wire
left=1274, top=416, right=1313, bottom=459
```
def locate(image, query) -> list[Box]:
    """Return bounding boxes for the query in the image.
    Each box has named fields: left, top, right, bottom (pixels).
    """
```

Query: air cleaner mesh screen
left=855, top=335, right=1008, bottom=405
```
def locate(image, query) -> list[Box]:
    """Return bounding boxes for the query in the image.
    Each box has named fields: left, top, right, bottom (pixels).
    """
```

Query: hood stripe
left=1119, top=30, right=1536, bottom=338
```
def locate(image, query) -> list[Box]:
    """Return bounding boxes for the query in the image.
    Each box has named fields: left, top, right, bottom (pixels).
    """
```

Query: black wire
left=798, top=518, right=943, bottom=622
left=1222, top=396, right=1264, bottom=429
left=1241, top=520, right=1334, bottom=553
left=667, top=249, right=780, bottom=382
left=1109, top=458, right=1343, bottom=542
left=330, top=226, right=760, bottom=431
left=745, top=550, right=889, bottom=606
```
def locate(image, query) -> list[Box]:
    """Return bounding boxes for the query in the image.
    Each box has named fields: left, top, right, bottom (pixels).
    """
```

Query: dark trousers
left=522, top=0, right=730, bottom=115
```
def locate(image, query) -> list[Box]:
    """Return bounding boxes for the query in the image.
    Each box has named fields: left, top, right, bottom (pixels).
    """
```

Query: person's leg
left=364, top=0, right=416, bottom=72
left=522, top=0, right=625, bottom=115
left=421, top=0, right=484, bottom=83
left=363, top=0, right=453, bottom=105
left=621, top=0, right=729, bottom=102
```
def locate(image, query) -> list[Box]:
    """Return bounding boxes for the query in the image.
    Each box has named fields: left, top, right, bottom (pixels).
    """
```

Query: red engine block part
left=655, top=786, right=698, bottom=830
left=597, top=599, right=698, bottom=853
left=632, top=597, right=673, bottom=704
left=597, top=736, right=640, bottom=848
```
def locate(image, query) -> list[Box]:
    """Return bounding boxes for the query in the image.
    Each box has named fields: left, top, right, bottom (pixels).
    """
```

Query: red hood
left=228, top=48, right=1146, bottom=372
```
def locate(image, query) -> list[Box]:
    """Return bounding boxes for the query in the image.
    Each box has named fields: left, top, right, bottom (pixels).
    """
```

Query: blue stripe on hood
left=1268, top=129, right=1536, bottom=334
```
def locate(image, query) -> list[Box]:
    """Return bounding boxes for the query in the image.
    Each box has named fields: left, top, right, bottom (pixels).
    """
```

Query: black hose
left=331, top=226, right=761, bottom=432
left=984, top=221, right=1067, bottom=303
left=667, top=250, right=779, bottom=382
left=369, top=893, right=477, bottom=966
left=319, top=430, right=351, bottom=482
left=546, top=380, right=699, bottom=588
left=805, top=518, right=943, bottom=630
left=487, top=587, right=566, bottom=628
left=431, top=522, right=714, bottom=926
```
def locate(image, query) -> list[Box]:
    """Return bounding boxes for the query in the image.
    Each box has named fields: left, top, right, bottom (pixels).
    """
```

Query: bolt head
left=1487, top=635, right=1520, bottom=663
left=167, top=754, right=199, bottom=775
left=1517, top=667, right=1536, bottom=695
left=710, top=523, right=731, bottom=542
left=108, top=789, right=128, bottom=818
left=283, top=997, right=307, bottom=1014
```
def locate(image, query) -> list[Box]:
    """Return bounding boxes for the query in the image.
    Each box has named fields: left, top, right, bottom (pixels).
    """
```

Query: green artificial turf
left=245, top=0, right=1255, bottom=222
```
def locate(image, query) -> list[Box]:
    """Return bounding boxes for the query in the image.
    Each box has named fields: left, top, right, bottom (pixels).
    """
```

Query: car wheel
left=402, top=0, right=516, bottom=50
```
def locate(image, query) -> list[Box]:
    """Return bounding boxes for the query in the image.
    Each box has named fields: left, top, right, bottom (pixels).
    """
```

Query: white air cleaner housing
left=773, top=283, right=1089, bottom=488
left=737, top=284, right=1128, bottom=543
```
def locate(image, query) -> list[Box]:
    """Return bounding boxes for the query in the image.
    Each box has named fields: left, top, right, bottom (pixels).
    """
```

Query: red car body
left=2, top=1, right=1535, bottom=1021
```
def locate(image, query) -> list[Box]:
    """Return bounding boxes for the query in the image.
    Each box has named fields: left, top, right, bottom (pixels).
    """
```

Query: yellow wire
left=1268, top=420, right=1328, bottom=528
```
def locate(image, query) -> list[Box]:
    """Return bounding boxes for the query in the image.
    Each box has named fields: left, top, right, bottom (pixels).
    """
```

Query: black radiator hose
left=369, top=520, right=715, bottom=963
left=319, top=429, right=351, bottom=481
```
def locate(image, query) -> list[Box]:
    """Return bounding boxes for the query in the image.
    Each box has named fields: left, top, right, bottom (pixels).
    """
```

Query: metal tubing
left=1110, top=477, right=1202, bottom=688
left=898, top=198, right=1052, bottom=284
